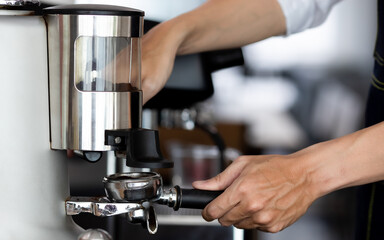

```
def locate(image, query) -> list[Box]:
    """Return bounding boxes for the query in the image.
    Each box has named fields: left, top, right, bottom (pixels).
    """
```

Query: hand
left=193, top=154, right=317, bottom=232
left=141, top=22, right=180, bottom=103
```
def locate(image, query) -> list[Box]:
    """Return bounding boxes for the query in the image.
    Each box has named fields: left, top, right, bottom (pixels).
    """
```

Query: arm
left=166, top=0, right=286, bottom=54
left=193, top=122, right=384, bottom=232
left=141, top=0, right=286, bottom=102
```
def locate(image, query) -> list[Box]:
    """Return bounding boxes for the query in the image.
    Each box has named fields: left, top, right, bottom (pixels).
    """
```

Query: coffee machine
left=0, top=1, right=83, bottom=239
left=0, top=2, right=222, bottom=239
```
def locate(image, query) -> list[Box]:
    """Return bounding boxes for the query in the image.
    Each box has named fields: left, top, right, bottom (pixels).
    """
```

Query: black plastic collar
left=42, top=4, right=144, bottom=16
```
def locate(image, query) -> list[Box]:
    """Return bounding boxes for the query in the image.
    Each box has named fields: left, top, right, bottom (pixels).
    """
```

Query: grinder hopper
left=44, top=4, right=172, bottom=168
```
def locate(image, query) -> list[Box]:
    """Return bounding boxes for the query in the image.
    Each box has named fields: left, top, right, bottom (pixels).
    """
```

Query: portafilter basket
left=103, top=172, right=162, bottom=203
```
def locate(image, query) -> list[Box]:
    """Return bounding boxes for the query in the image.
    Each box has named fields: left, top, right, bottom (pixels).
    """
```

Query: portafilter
left=103, top=172, right=223, bottom=210
left=66, top=172, right=223, bottom=234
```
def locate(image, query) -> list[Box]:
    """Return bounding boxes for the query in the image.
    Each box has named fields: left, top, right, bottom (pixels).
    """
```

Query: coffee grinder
left=1, top=2, right=223, bottom=238
left=43, top=3, right=224, bottom=235
left=45, top=4, right=173, bottom=169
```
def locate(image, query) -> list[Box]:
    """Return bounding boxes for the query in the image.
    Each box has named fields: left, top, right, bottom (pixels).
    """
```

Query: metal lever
left=65, top=197, right=158, bottom=234
left=66, top=197, right=144, bottom=217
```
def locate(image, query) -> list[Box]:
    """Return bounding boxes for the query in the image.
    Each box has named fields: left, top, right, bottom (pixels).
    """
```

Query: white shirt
left=277, top=0, right=343, bottom=35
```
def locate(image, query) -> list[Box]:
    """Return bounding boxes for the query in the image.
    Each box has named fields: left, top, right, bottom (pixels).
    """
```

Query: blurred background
left=70, top=0, right=377, bottom=239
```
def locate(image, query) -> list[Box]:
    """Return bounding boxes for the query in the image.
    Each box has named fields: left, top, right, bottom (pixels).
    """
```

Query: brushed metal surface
left=46, top=14, right=144, bottom=151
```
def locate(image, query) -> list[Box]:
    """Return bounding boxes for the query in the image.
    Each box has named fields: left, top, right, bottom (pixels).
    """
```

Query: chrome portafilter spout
left=103, top=172, right=161, bottom=234
left=65, top=172, right=223, bottom=235
left=66, top=172, right=161, bottom=234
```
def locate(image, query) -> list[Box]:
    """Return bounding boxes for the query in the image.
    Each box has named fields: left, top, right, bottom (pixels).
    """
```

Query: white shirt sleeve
left=277, top=0, right=343, bottom=35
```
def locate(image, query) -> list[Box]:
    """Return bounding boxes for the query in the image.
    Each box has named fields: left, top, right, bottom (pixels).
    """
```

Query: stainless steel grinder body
left=0, top=1, right=84, bottom=239
left=44, top=5, right=144, bottom=151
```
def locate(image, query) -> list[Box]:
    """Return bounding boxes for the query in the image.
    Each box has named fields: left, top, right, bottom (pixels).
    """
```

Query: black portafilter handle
left=172, top=185, right=224, bottom=211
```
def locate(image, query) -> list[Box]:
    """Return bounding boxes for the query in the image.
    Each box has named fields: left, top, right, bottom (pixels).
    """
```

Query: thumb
left=192, top=157, right=248, bottom=191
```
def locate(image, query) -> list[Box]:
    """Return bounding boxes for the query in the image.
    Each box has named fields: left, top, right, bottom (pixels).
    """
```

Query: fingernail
left=202, top=212, right=213, bottom=222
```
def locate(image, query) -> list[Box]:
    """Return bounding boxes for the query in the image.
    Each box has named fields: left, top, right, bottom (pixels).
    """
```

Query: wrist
left=298, top=128, right=382, bottom=200
left=169, top=13, right=199, bottom=55
left=152, top=15, right=195, bottom=56
left=292, top=140, right=349, bottom=200
left=143, top=17, right=189, bottom=58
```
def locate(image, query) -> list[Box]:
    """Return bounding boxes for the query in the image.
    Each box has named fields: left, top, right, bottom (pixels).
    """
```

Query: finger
left=202, top=192, right=240, bottom=222
left=234, top=217, right=283, bottom=233
left=233, top=217, right=260, bottom=230
left=192, top=157, right=249, bottom=191
left=201, top=178, right=247, bottom=222
left=216, top=200, right=253, bottom=227
left=233, top=210, right=283, bottom=232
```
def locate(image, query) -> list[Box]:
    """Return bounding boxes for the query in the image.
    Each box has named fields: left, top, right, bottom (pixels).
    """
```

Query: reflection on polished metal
left=103, top=172, right=179, bottom=209
left=146, top=206, right=158, bottom=234
left=160, top=108, right=197, bottom=130
left=66, top=196, right=159, bottom=234
left=103, top=172, right=163, bottom=202
left=78, top=229, right=112, bottom=240
left=0, top=0, right=39, bottom=6
left=157, top=186, right=179, bottom=209
left=75, top=15, right=140, bottom=38
left=45, top=7, right=144, bottom=151
left=0, top=0, right=40, bottom=15
left=66, top=196, right=144, bottom=217
left=67, top=172, right=163, bottom=234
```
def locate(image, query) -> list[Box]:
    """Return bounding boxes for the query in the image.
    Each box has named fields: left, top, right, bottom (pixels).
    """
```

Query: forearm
left=160, top=0, right=286, bottom=55
left=302, top=122, right=384, bottom=199
left=193, top=122, right=384, bottom=231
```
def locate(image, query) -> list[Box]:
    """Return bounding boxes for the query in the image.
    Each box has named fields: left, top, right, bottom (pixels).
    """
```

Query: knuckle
left=234, top=221, right=257, bottom=230
left=255, top=212, right=273, bottom=225
left=236, top=155, right=249, bottom=163
left=233, top=223, right=245, bottom=229
left=204, top=205, right=220, bottom=220
left=247, top=201, right=263, bottom=213
left=214, top=174, right=224, bottom=185
left=237, top=183, right=249, bottom=196
left=218, top=218, right=232, bottom=227
left=267, top=224, right=283, bottom=233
